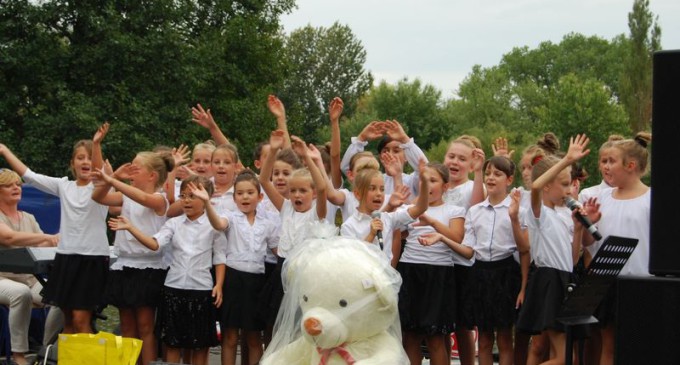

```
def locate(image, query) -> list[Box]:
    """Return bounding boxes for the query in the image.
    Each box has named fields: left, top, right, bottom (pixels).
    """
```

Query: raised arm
left=108, top=216, right=159, bottom=251
left=267, top=95, right=291, bottom=149
left=258, top=130, right=286, bottom=211
left=190, top=182, right=229, bottom=231
left=92, top=122, right=110, bottom=171
left=292, top=136, right=327, bottom=220
left=470, top=148, right=486, bottom=207
left=406, top=160, right=430, bottom=219
left=93, top=163, right=167, bottom=215
left=339, top=121, right=385, bottom=174
left=509, top=188, right=530, bottom=307
left=0, top=144, right=28, bottom=176
left=328, top=97, right=344, bottom=189
left=192, top=103, right=229, bottom=145
left=531, top=134, right=590, bottom=218
left=91, top=160, right=123, bottom=207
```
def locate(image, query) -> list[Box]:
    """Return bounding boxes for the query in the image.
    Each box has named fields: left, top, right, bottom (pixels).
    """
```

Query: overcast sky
left=281, top=0, right=680, bottom=99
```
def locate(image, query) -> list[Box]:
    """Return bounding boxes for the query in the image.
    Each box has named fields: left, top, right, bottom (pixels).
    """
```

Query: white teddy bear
left=261, top=232, right=408, bottom=365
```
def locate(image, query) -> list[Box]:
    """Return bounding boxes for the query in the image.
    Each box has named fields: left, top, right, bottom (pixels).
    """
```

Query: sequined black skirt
left=158, top=286, right=218, bottom=348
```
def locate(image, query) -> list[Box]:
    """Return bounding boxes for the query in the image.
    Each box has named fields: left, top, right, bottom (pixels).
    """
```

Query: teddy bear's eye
left=303, top=295, right=308, bottom=302
left=339, top=299, right=348, bottom=307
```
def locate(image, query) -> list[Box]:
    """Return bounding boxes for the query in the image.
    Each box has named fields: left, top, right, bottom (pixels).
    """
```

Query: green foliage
left=0, top=0, right=294, bottom=174
left=281, top=22, right=373, bottom=142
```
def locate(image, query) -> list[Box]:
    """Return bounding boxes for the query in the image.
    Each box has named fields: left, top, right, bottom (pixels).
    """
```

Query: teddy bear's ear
left=370, top=268, right=398, bottom=312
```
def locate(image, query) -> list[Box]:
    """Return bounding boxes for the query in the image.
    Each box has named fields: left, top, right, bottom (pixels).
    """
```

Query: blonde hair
left=449, top=135, right=482, bottom=150
left=0, top=169, right=21, bottom=186
left=353, top=168, right=383, bottom=204
left=136, top=151, right=175, bottom=189
left=349, top=151, right=379, bottom=174
left=531, top=155, right=562, bottom=183
left=599, top=134, right=625, bottom=153
left=290, top=168, right=314, bottom=189
left=193, top=142, right=216, bottom=157
left=612, top=132, right=652, bottom=175
left=213, top=143, right=240, bottom=164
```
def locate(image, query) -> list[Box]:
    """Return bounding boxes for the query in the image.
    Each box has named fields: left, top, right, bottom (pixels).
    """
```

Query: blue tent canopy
left=18, top=185, right=61, bottom=234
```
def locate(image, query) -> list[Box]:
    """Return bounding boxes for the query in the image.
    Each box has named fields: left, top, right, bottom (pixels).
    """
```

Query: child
left=91, top=149, right=174, bottom=365
left=516, top=135, right=591, bottom=365
left=0, top=125, right=110, bottom=335
left=327, top=151, right=382, bottom=222
left=426, top=157, right=529, bottom=365
left=395, top=163, right=465, bottom=365
left=340, top=120, right=428, bottom=196
left=441, top=134, right=486, bottom=365
left=519, top=133, right=561, bottom=209
left=340, top=160, right=429, bottom=266
left=109, top=175, right=226, bottom=365
left=258, top=130, right=327, bottom=326
left=578, top=134, right=623, bottom=203
left=210, top=143, right=240, bottom=214
left=193, top=170, right=279, bottom=365
left=584, top=133, right=651, bottom=365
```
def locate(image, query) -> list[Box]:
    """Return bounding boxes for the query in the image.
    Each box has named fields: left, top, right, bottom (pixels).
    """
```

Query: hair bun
left=536, top=133, right=560, bottom=155
left=634, top=132, right=652, bottom=148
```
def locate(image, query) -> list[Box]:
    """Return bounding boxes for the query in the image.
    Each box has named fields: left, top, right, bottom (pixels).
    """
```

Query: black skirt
left=42, top=253, right=109, bottom=310
left=516, top=267, right=571, bottom=334
left=460, top=256, right=521, bottom=332
left=398, top=262, right=456, bottom=335
left=454, top=264, right=471, bottom=327
left=105, top=267, right=167, bottom=308
left=220, top=267, right=266, bottom=331
left=258, top=257, right=285, bottom=327
left=158, top=286, right=218, bottom=349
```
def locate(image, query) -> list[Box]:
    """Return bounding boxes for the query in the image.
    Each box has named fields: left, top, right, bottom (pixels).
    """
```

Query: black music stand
left=557, top=235, right=638, bottom=365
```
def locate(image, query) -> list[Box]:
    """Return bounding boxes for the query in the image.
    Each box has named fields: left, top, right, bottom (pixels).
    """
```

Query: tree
left=280, top=22, right=373, bottom=141
left=619, top=0, right=661, bottom=132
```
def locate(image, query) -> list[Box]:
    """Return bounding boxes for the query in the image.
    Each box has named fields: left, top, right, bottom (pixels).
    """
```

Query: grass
left=96, top=305, right=121, bottom=334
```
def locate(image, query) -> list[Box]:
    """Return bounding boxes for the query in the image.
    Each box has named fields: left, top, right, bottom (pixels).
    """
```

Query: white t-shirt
left=593, top=188, right=651, bottom=276
left=525, top=204, right=574, bottom=272
left=277, top=199, right=321, bottom=258
left=337, top=188, right=390, bottom=223
left=463, top=196, right=527, bottom=262
left=111, top=194, right=168, bottom=270
left=340, top=208, right=415, bottom=263
left=400, top=203, right=466, bottom=266
left=154, top=213, right=228, bottom=290
left=443, top=180, right=476, bottom=265
left=221, top=209, right=280, bottom=274
left=23, top=169, right=109, bottom=256
left=579, top=180, right=613, bottom=204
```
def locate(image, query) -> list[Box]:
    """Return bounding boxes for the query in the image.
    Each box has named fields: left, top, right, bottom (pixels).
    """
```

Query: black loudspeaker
left=616, top=276, right=680, bottom=364
left=649, top=50, right=680, bottom=276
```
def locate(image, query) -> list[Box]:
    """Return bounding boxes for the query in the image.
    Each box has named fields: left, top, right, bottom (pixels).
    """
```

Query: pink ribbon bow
left=317, top=343, right=356, bottom=365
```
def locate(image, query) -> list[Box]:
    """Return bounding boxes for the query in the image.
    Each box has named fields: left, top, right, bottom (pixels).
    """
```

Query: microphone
left=371, top=210, right=384, bottom=250
left=565, top=196, right=603, bottom=241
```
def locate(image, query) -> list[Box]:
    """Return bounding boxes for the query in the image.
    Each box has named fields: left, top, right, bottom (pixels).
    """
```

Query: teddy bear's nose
left=304, top=317, right=323, bottom=336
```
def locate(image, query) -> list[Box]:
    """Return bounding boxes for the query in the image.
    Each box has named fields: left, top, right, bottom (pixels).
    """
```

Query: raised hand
left=492, top=137, right=514, bottom=158
left=92, top=166, right=114, bottom=184
left=583, top=197, right=601, bottom=223
left=328, top=97, right=344, bottom=122
left=417, top=232, right=443, bottom=246
left=290, top=135, right=309, bottom=158
left=93, top=122, right=110, bottom=144
left=191, top=104, right=217, bottom=130
left=113, top=162, right=140, bottom=181
left=108, top=216, right=132, bottom=231
left=358, top=121, right=386, bottom=142
left=565, top=134, right=590, bottom=163
left=388, top=185, right=411, bottom=209
left=383, top=120, right=409, bottom=143
left=177, top=165, right=197, bottom=180
left=307, top=144, right=322, bottom=164
left=509, top=188, right=521, bottom=220
left=172, top=144, right=191, bottom=167
left=269, top=130, right=285, bottom=151
left=267, top=95, right=286, bottom=120
left=381, top=152, right=403, bottom=177
left=471, top=148, right=486, bottom=172
left=188, top=182, right=211, bottom=202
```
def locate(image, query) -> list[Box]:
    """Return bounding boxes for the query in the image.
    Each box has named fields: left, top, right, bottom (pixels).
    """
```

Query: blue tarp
left=17, top=185, right=61, bottom=234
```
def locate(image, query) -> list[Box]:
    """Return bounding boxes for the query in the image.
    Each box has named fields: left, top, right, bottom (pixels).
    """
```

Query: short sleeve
left=461, top=209, right=476, bottom=248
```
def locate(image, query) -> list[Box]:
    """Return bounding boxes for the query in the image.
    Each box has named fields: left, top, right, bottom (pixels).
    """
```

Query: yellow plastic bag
left=57, top=332, right=143, bottom=365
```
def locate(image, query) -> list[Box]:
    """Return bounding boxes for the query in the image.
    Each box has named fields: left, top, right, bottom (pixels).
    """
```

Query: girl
left=395, top=163, right=465, bottom=365
left=584, top=133, right=652, bottom=365
left=519, top=133, right=561, bottom=209
left=441, top=134, right=486, bottom=365
left=196, top=170, right=280, bottom=365
left=516, top=135, right=591, bottom=365
left=258, top=130, right=327, bottom=327
left=91, top=149, right=174, bottom=365
left=109, top=175, right=226, bottom=365
left=340, top=160, right=429, bottom=266
left=424, top=157, right=529, bottom=365
left=340, top=120, right=428, bottom=196
left=327, top=150, right=382, bottom=222
left=0, top=125, right=109, bottom=335
left=210, top=143, right=240, bottom=214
